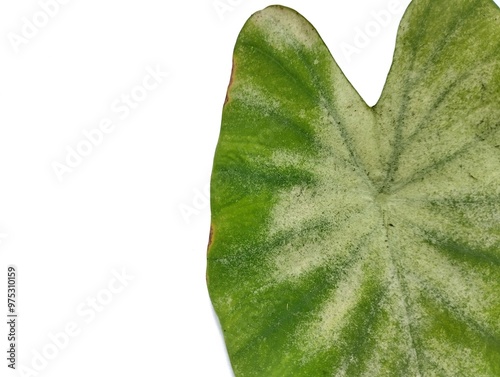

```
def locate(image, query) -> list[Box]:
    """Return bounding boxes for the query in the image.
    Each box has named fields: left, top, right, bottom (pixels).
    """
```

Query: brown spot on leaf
left=206, top=224, right=215, bottom=285
left=224, top=58, right=235, bottom=106
left=207, top=224, right=214, bottom=252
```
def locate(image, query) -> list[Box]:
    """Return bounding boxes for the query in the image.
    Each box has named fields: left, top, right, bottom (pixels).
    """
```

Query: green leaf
left=207, top=1, right=500, bottom=375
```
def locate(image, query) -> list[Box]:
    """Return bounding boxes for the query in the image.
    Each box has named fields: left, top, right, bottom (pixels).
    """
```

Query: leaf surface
left=208, top=1, right=500, bottom=375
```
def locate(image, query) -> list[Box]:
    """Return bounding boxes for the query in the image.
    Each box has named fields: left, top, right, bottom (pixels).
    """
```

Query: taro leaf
left=207, top=1, right=500, bottom=375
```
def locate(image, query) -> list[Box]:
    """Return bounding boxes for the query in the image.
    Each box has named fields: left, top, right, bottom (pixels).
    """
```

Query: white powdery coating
left=267, top=149, right=376, bottom=282
left=390, top=137, right=500, bottom=250
left=394, top=199, right=499, bottom=251
left=312, top=105, right=364, bottom=168
left=230, top=84, right=281, bottom=117
left=291, top=231, right=422, bottom=375
left=259, top=132, right=499, bottom=372
left=400, top=59, right=500, bottom=144
left=400, top=234, right=498, bottom=334
left=252, top=7, right=319, bottom=53
left=425, top=340, right=488, bottom=377
left=297, top=254, right=368, bottom=355
left=390, top=104, right=500, bottom=197
left=271, top=206, right=377, bottom=282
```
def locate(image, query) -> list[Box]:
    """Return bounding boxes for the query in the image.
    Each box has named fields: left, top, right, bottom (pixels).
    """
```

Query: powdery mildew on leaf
left=208, top=0, right=500, bottom=376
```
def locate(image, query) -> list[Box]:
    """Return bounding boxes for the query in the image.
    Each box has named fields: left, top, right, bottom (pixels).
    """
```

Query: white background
left=1, top=0, right=498, bottom=376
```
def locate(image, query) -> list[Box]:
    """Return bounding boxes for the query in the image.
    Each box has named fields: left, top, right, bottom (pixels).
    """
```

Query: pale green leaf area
left=207, top=0, right=500, bottom=376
